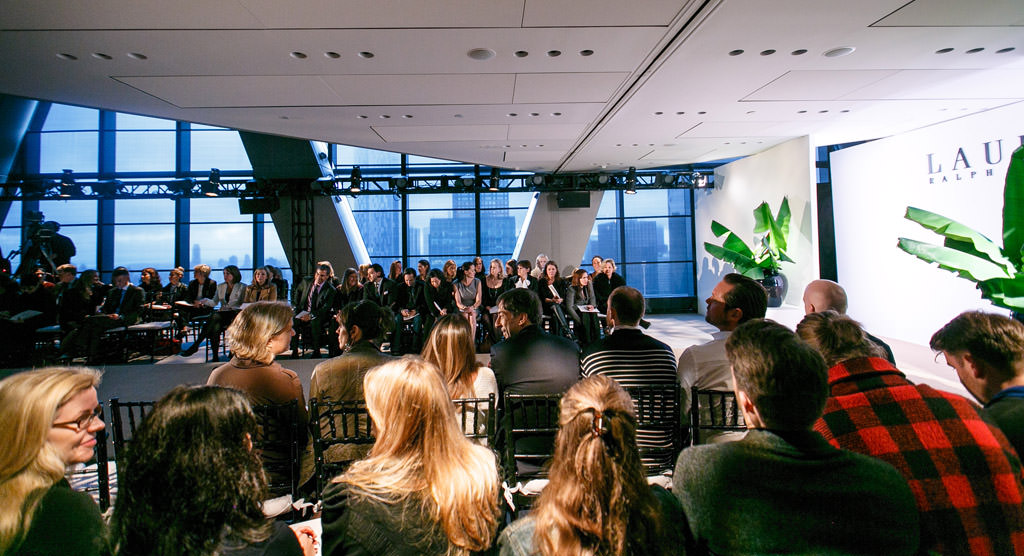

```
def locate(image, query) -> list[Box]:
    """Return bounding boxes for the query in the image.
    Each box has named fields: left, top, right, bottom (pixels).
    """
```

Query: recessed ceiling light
left=357, top=115, right=367, bottom=119
left=56, top=53, right=77, bottom=60
left=127, top=52, right=147, bottom=60
left=453, top=114, right=463, bottom=118
left=507, top=113, right=518, bottom=117
left=676, top=111, right=685, bottom=115
left=514, top=51, right=529, bottom=58
left=325, top=51, right=341, bottom=59
left=468, top=48, right=495, bottom=60
left=552, top=112, right=562, bottom=116
left=697, top=111, right=706, bottom=115
left=840, top=109, right=850, bottom=113
left=290, top=51, right=308, bottom=59
left=402, top=115, right=413, bottom=119
left=92, top=52, right=112, bottom=60
left=728, top=49, right=744, bottom=56
left=547, top=50, right=561, bottom=57
left=818, top=110, right=829, bottom=113
left=379, top=114, right=390, bottom=119
left=823, top=46, right=855, bottom=58
left=580, top=49, right=594, bottom=56
left=997, top=47, right=1016, bottom=54
left=935, top=47, right=954, bottom=54
left=654, top=111, right=663, bottom=115
left=746, top=110, right=756, bottom=114
left=279, top=116, right=289, bottom=120
left=358, top=51, right=374, bottom=59
left=791, top=49, right=807, bottom=55
left=966, top=47, right=984, bottom=54
left=530, top=112, right=539, bottom=117
left=760, top=49, right=776, bottom=56
left=798, top=110, right=807, bottom=114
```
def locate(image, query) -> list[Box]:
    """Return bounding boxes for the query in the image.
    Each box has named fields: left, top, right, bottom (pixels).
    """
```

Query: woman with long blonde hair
left=421, top=314, right=496, bottom=401
left=498, top=375, right=684, bottom=556
left=0, top=366, right=107, bottom=556
left=321, top=357, right=501, bottom=555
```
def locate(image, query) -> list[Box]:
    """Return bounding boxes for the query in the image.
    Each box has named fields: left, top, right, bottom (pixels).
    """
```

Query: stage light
left=59, top=169, right=80, bottom=198
left=692, top=171, right=708, bottom=188
left=349, top=166, right=362, bottom=193
left=90, top=180, right=121, bottom=197
left=625, top=166, right=637, bottom=194
left=203, top=168, right=221, bottom=197
left=489, top=168, right=500, bottom=191
left=530, top=173, right=546, bottom=187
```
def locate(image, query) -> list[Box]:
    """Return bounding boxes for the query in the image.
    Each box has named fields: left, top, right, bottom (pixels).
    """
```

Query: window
left=190, top=198, right=254, bottom=271
left=39, top=105, right=99, bottom=174
left=116, top=114, right=176, bottom=173
left=335, top=145, right=401, bottom=168
left=112, top=200, right=175, bottom=270
left=190, top=125, right=252, bottom=172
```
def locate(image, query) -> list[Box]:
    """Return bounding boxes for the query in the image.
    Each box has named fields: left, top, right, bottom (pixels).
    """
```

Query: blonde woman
left=443, top=259, right=458, bottom=284
left=244, top=267, right=278, bottom=303
left=498, top=375, right=684, bottom=556
left=207, top=301, right=308, bottom=494
left=0, top=367, right=107, bottom=556
left=421, top=314, right=497, bottom=439
left=321, top=357, right=501, bottom=555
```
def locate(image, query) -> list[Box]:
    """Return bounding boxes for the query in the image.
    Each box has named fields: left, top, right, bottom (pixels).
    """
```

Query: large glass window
left=112, top=200, right=175, bottom=271
left=190, top=125, right=252, bottom=172
left=38, top=200, right=98, bottom=270
left=190, top=198, right=254, bottom=271
left=335, top=145, right=401, bottom=168
left=116, top=114, right=176, bottom=173
left=350, top=195, right=402, bottom=271
left=39, top=105, right=100, bottom=174
left=407, top=193, right=477, bottom=267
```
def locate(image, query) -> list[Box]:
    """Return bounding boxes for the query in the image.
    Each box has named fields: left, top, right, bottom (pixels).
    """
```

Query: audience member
left=530, top=253, right=548, bottom=279
left=265, top=264, right=289, bottom=301
left=244, top=267, right=278, bottom=303
left=931, top=310, right=1024, bottom=456
left=421, top=314, right=497, bottom=438
left=54, top=263, right=76, bottom=302
left=423, top=268, right=454, bottom=335
left=182, top=264, right=247, bottom=360
left=498, top=375, right=684, bottom=556
left=537, top=260, right=568, bottom=333
left=481, top=258, right=509, bottom=346
left=454, top=261, right=482, bottom=334
left=565, top=268, right=600, bottom=346
left=416, top=259, right=430, bottom=284
left=176, top=263, right=217, bottom=340
left=505, top=258, right=516, bottom=279
left=442, top=259, right=457, bottom=283
left=138, top=267, right=162, bottom=303
left=162, top=266, right=187, bottom=304
left=335, top=268, right=363, bottom=308
left=589, top=255, right=603, bottom=279
left=58, top=269, right=96, bottom=335
left=511, top=259, right=538, bottom=293
left=357, top=263, right=370, bottom=285
left=803, top=278, right=895, bottom=363
left=63, top=266, right=143, bottom=364
left=0, top=367, right=107, bottom=556
left=362, top=263, right=393, bottom=308
left=678, top=273, right=766, bottom=443
left=321, top=357, right=500, bottom=555
left=389, top=268, right=424, bottom=354
left=387, top=259, right=403, bottom=282
left=292, top=261, right=338, bottom=359
left=491, top=288, right=579, bottom=397
left=797, top=310, right=1024, bottom=556
left=207, top=301, right=309, bottom=494
left=675, top=319, right=920, bottom=555
left=592, top=258, right=625, bottom=313
left=111, top=385, right=314, bottom=556
left=473, top=255, right=484, bottom=276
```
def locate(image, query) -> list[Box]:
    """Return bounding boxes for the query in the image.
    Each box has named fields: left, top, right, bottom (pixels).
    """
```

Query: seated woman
left=245, top=267, right=278, bottom=303
left=176, top=263, right=218, bottom=340
left=58, top=270, right=97, bottom=335
left=207, top=301, right=308, bottom=494
left=387, top=260, right=403, bottom=282
left=265, top=265, right=289, bottom=302
left=481, top=258, right=509, bottom=345
left=0, top=367, right=107, bottom=556
left=565, top=268, right=601, bottom=347
left=453, top=261, right=482, bottom=337
left=110, top=385, right=315, bottom=556
left=182, top=265, right=247, bottom=360
left=161, top=267, right=188, bottom=304
left=420, top=314, right=497, bottom=440
left=505, top=258, right=517, bottom=280
left=423, top=268, right=454, bottom=336
left=138, top=267, right=163, bottom=303
left=497, top=375, right=684, bottom=556
left=537, top=260, right=569, bottom=336
left=321, top=357, right=500, bottom=555
left=442, top=259, right=458, bottom=284
left=335, top=268, right=363, bottom=308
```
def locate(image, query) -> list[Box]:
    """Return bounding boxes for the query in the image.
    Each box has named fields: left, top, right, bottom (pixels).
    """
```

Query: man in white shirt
left=678, top=273, right=767, bottom=443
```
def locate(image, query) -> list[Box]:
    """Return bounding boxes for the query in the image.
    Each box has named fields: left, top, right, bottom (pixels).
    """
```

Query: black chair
left=689, top=387, right=746, bottom=445
left=453, top=394, right=497, bottom=446
left=108, top=398, right=156, bottom=459
left=501, top=392, right=562, bottom=517
left=252, top=400, right=303, bottom=511
left=309, top=398, right=375, bottom=499
left=626, top=384, right=683, bottom=476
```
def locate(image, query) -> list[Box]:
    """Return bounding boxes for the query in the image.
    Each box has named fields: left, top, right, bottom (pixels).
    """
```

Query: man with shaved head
left=802, top=279, right=894, bottom=364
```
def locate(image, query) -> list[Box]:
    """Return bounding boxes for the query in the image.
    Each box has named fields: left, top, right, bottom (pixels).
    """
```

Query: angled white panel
left=373, top=124, right=509, bottom=142
left=873, top=0, right=1024, bottom=26
left=507, top=123, right=587, bottom=140
left=321, top=74, right=515, bottom=105
left=745, top=70, right=899, bottom=102
left=115, top=76, right=342, bottom=107
left=512, top=72, right=629, bottom=103
left=845, top=69, right=1024, bottom=100
left=523, top=0, right=692, bottom=26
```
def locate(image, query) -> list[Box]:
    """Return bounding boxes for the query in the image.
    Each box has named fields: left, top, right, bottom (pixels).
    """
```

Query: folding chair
left=501, top=392, right=562, bottom=517
left=108, top=398, right=156, bottom=459
left=453, top=394, right=497, bottom=446
left=627, top=384, right=683, bottom=476
left=252, top=400, right=303, bottom=518
left=689, top=387, right=746, bottom=445
left=309, top=398, right=375, bottom=500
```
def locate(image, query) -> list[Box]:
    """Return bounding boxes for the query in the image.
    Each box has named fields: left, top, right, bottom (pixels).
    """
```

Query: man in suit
left=291, top=261, right=337, bottom=359
left=362, top=263, right=393, bottom=307
left=491, top=287, right=579, bottom=396
left=65, top=266, right=144, bottom=364
left=389, top=268, right=425, bottom=354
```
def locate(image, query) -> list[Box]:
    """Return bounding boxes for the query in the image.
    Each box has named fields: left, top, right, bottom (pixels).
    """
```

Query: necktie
left=307, top=282, right=317, bottom=311
left=116, top=288, right=126, bottom=313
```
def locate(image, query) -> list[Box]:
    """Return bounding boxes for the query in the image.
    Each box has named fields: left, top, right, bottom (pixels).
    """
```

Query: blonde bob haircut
left=226, top=301, right=293, bottom=364
left=421, top=314, right=480, bottom=400
left=336, top=357, right=500, bottom=555
left=192, top=264, right=211, bottom=278
left=0, top=367, right=102, bottom=553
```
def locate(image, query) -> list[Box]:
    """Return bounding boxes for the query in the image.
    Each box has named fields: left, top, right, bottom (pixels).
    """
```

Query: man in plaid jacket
left=798, top=310, right=1024, bottom=556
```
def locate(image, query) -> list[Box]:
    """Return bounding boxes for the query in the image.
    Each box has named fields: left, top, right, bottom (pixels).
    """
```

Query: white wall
left=831, top=102, right=1024, bottom=345
left=694, top=136, right=818, bottom=313
left=518, top=190, right=605, bottom=273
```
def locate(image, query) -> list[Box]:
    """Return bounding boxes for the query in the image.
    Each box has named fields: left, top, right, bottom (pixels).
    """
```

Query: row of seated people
left=9, top=288, right=1024, bottom=555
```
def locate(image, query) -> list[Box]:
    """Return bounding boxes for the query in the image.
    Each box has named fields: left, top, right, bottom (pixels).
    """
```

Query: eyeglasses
left=52, top=406, right=102, bottom=432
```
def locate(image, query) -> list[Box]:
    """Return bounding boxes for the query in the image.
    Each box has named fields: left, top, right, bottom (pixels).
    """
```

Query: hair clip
left=592, top=409, right=604, bottom=438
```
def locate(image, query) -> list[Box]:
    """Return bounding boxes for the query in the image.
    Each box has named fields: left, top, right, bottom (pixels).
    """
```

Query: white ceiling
left=0, top=0, right=1020, bottom=172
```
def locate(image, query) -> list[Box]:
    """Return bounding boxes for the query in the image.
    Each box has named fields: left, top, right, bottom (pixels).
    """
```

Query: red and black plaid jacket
left=814, top=357, right=1024, bottom=556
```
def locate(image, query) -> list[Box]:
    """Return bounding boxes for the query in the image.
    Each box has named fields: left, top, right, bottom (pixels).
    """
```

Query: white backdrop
left=831, top=102, right=1024, bottom=345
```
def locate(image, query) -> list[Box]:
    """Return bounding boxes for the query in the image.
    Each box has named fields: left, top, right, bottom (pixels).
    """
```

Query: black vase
left=760, top=270, right=788, bottom=308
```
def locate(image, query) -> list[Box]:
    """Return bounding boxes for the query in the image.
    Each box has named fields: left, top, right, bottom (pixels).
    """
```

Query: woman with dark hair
left=335, top=268, right=363, bottom=308
left=454, top=261, right=482, bottom=335
left=498, top=375, right=684, bottom=556
left=110, top=385, right=315, bottom=556
left=321, top=357, right=500, bottom=555
left=182, top=265, right=247, bottom=360
left=0, top=367, right=107, bottom=556
left=58, top=270, right=96, bottom=335
left=138, top=267, right=163, bottom=303
left=264, top=265, right=289, bottom=301
left=565, top=268, right=600, bottom=347
left=423, top=268, right=454, bottom=335
left=245, top=267, right=278, bottom=303
left=387, top=260, right=403, bottom=282
left=538, top=260, right=568, bottom=336
left=207, top=301, right=308, bottom=494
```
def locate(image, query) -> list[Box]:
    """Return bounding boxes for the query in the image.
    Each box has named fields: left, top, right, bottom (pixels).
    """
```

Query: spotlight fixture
left=458, top=176, right=476, bottom=188
left=90, top=180, right=121, bottom=197
left=349, top=166, right=362, bottom=193
left=659, top=172, right=678, bottom=186
left=59, top=169, right=80, bottom=198
left=530, top=173, right=546, bottom=187
left=489, top=168, right=500, bottom=191
left=391, top=176, right=410, bottom=191
left=203, top=168, right=221, bottom=197
left=596, top=173, right=611, bottom=186
left=624, top=166, right=637, bottom=194
left=692, top=171, right=708, bottom=188
left=169, top=178, right=194, bottom=196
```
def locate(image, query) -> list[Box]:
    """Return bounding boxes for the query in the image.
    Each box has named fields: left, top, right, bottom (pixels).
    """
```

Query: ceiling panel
left=512, top=73, right=630, bottom=104
left=873, top=0, right=1024, bottom=27
left=507, top=124, right=587, bottom=140
left=523, top=0, right=693, bottom=27
left=321, top=74, right=516, bottom=105
left=240, top=0, right=528, bottom=29
left=114, top=76, right=343, bottom=108
left=373, top=124, right=509, bottom=142
left=843, top=69, right=1024, bottom=100
left=744, top=70, right=900, bottom=101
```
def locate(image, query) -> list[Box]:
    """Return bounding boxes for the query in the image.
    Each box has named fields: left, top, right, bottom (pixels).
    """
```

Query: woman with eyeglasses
left=0, top=366, right=107, bottom=556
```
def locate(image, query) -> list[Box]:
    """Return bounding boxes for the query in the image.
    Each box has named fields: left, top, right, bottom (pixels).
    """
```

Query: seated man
left=64, top=267, right=144, bottom=364
left=803, top=278, right=895, bottom=363
left=674, top=319, right=920, bottom=555
left=931, top=310, right=1024, bottom=456
left=389, top=268, right=424, bottom=355
left=797, top=310, right=1024, bottom=556
left=291, top=261, right=337, bottom=359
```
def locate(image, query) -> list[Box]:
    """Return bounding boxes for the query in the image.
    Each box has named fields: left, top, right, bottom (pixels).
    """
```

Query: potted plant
left=704, top=197, right=793, bottom=307
left=898, top=145, right=1024, bottom=314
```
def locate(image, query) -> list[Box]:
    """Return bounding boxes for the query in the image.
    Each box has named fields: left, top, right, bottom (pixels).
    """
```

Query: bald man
left=803, top=279, right=895, bottom=364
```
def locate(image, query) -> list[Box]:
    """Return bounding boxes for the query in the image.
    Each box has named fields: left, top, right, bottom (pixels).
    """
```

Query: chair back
left=452, top=394, right=497, bottom=446
left=502, top=393, right=562, bottom=480
left=689, top=387, right=746, bottom=445
left=108, top=398, right=156, bottom=460
left=626, top=384, right=682, bottom=475
left=251, top=400, right=302, bottom=500
left=309, top=398, right=375, bottom=499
